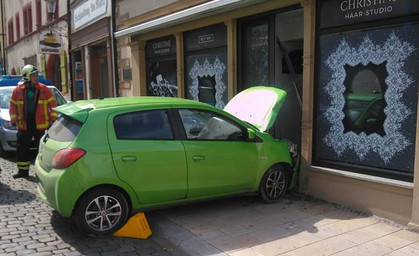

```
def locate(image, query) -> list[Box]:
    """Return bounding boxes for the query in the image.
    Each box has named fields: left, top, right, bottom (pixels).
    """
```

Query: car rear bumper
left=35, top=157, right=83, bottom=217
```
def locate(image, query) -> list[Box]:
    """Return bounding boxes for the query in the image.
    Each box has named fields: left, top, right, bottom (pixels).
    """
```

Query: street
left=1, top=153, right=419, bottom=256
left=0, top=153, right=184, bottom=256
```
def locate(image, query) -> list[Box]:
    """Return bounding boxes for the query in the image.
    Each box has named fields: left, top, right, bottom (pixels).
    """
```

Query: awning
left=114, top=0, right=265, bottom=38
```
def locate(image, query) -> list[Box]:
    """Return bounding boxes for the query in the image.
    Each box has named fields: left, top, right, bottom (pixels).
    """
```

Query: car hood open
left=224, top=86, right=287, bottom=132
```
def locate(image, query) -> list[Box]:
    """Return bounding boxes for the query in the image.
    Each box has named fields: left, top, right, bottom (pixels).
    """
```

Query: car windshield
left=0, top=87, right=66, bottom=109
left=49, top=87, right=67, bottom=106
left=0, top=88, right=14, bottom=108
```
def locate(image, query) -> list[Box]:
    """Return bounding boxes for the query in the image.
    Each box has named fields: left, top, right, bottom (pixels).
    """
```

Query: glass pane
left=342, top=63, right=388, bottom=136
left=315, top=24, right=419, bottom=175
left=244, top=23, right=269, bottom=88
left=147, top=59, right=177, bottom=97
left=179, top=109, right=243, bottom=141
left=114, top=110, right=173, bottom=140
left=185, top=54, right=228, bottom=108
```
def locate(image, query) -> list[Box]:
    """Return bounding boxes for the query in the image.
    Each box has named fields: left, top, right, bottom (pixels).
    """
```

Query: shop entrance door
left=91, top=44, right=111, bottom=99
left=238, top=7, right=303, bottom=149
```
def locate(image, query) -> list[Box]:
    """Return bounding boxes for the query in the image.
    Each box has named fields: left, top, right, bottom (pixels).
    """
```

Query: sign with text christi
left=319, top=0, right=419, bottom=29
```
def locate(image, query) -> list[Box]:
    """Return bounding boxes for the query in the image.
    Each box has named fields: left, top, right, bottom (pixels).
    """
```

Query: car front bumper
left=0, top=126, right=18, bottom=151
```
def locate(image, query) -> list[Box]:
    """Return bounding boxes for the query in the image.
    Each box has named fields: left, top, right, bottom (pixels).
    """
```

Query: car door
left=177, top=108, right=259, bottom=198
left=109, top=109, right=187, bottom=205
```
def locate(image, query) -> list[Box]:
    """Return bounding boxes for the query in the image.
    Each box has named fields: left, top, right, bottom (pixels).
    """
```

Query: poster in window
left=185, top=53, right=228, bottom=109
left=316, top=23, right=419, bottom=174
left=146, top=59, right=177, bottom=97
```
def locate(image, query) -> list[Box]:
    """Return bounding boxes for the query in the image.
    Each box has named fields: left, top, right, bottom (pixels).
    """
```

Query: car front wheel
left=74, top=187, right=129, bottom=236
left=259, top=165, right=289, bottom=203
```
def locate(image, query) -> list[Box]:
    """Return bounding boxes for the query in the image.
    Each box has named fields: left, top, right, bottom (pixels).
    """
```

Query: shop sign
left=38, top=30, right=62, bottom=54
left=184, top=23, right=227, bottom=52
left=320, top=0, right=419, bottom=29
left=74, top=0, right=108, bottom=30
left=146, top=36, right=176, bottom=58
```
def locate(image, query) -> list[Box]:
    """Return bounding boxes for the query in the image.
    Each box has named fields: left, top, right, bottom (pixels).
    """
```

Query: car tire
left=0, top=141, right=9, bottom=158
left=74, top=187, right=129, bottom=236
left=259, top=165, right=289, bottom=203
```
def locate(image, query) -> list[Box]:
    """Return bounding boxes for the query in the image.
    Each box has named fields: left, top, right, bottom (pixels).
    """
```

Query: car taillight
left=52, top=148, right=86, bottom=169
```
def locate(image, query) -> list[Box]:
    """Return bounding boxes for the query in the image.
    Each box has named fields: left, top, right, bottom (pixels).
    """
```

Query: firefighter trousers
left=16, top=122, right=45, bottom=172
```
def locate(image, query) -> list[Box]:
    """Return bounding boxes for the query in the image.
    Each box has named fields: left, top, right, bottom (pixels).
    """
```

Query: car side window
left=50, top=88, right=66, bottom=106
left=178, top=109, right=244, bottom=141
left=114, top=110, right=174, bottom=140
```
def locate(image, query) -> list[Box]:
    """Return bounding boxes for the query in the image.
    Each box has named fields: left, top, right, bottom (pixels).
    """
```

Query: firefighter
left=9, top=64, right=58, bottom=179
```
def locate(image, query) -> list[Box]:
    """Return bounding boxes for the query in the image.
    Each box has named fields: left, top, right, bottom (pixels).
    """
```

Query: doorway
left=238, top=7, right=303, bottom=147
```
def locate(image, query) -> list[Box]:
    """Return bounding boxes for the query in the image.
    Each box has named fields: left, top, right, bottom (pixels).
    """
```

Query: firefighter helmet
left=21, top=64, right=39, bottom=82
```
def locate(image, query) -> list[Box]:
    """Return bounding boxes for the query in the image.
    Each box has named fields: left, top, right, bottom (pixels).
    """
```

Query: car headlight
left=285, top=140, right=299, bottom=168
left=2, top=120, right=17, bottom=130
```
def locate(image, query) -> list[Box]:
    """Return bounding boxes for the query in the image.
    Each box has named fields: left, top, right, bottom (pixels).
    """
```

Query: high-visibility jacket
left=9, top=82, right=58, bottom=130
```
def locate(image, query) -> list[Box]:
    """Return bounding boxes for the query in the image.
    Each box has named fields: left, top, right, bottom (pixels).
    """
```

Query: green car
left=35, top=86, right=298, bottom=235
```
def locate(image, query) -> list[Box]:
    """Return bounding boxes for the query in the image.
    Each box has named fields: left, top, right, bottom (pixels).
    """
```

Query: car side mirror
left=247, top=128, right=256, bottom=141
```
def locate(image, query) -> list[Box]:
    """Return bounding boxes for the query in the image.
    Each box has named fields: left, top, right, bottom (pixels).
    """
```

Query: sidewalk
left=149, top=193, right=419, bottom=256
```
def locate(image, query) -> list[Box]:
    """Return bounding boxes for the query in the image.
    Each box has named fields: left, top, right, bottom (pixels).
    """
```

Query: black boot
left=13, top=169, right=29, bottom=179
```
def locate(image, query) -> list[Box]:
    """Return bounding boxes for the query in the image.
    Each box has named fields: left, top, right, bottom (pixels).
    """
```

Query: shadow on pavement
left=0, top=179, right=37, bottom=205
left=50, top=210, right=182, bottom=255
left=148, top=192, right=375, bottom=255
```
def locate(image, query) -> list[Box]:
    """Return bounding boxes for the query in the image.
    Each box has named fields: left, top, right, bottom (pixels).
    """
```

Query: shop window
left=184, top=23, right=228, bottom=109
left=146, top=36, right=177, bottom=97
left=342, top=63, right=388, bottom=136
left=315, top=24, right=419, bottom=180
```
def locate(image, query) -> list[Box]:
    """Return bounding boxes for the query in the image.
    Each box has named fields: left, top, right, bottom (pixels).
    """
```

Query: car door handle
left=192, top=155, right=205, bottom=161
left=121, top=156, right=137, bottom=162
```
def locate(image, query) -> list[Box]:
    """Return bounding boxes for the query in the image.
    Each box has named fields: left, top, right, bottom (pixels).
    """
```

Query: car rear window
left=48, top=115, right=82, bottom=142
left=114, top=110, right=174, bottom=140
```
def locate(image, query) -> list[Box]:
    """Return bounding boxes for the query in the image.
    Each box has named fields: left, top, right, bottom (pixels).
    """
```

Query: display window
left=315, top=0, right=419, bottom=180
left=184, top=23, right=228, bottom=109
left=146, top=36, right=177, bottom=97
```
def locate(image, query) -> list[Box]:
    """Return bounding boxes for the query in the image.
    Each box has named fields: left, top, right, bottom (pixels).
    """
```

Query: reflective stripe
left=17, top=161, right=30, bottom=170
left=37, top=123, right=49, bottom=129
left=47, top=97, right=55, bottom=103
left=10, top=114, right=17, bottom=118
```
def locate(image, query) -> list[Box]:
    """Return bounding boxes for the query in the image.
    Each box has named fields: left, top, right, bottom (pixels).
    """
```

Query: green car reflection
left=343, top=93, right=386, bottom=136
left=35, top=86, right=299, bottom=235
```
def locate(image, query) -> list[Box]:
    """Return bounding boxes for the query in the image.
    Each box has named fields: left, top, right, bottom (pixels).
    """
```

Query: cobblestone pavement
left=0, top=154, right=185, bottom=256
left=2, top=152, right=419, bottom=256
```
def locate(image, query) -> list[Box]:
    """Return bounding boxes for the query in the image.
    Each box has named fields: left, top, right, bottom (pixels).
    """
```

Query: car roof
left=0, top=85, right=58, bottom=90
left=64, top=97, right=211, bottom=109
left=0, top=74, right=53, bottom=86
left=55, top=97, right=218, bottom=123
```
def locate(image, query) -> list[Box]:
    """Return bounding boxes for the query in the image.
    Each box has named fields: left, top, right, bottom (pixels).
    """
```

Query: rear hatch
left=38, top=103, right=91, bottom=172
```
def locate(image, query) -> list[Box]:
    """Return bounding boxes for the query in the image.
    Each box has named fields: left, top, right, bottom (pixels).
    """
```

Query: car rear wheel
left=259, top=165, right=289, bottom=203
left=74, top=187, right=129, bottom=236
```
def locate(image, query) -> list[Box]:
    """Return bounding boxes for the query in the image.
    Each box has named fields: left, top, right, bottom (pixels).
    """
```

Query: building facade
left=114, top=0, right=419, bottom=230
left=3, top=0, right=70, bottom=99
left=69, top=0, right=115, bottom=100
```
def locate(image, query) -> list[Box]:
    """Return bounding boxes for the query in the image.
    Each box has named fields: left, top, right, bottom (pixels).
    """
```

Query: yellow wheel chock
left=113, top=212, right=152, bottom=239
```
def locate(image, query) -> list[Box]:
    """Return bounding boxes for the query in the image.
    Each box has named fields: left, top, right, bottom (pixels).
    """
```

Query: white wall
left=4, top=0, right=68, bottom=73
